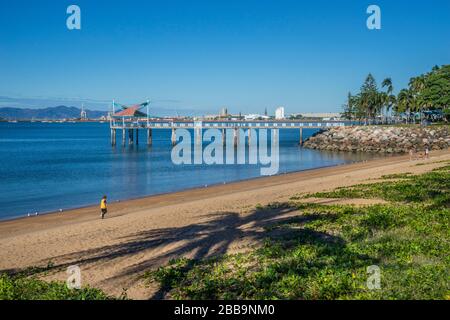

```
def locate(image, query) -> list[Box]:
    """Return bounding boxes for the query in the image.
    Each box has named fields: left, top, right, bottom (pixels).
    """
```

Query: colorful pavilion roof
left=113, top=105, right=147, bottom=117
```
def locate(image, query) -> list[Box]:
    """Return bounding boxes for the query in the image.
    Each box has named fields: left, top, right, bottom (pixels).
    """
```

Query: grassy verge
left=311, top=164, right=450, bottom=206
left=146, top=164, right=450, bottom=300
left=0, top=267, right=113, bottom=300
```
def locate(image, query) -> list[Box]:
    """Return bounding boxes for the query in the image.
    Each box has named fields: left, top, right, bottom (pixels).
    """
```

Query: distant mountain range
left=0, top=106, right=107, bottom=120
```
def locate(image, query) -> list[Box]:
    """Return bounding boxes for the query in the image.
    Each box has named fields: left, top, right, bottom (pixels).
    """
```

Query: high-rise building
left=80, top=104, right=87, bottom=120
left=220, top=107, right=228, bottom=117
left=275, top=106, right=285, bottom=119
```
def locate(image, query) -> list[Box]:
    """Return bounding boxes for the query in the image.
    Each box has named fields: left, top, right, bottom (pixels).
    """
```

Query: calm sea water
left=0, top=122, right=379, bottom=220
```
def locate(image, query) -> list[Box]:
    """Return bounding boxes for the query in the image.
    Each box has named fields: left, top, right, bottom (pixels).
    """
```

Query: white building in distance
left=244, top=114, right=270, bottom=120
left=275, top=107, right=285, bottom=119
left=80, top=104, right=87, bottom=120
left=220, top=107, right=228, bottom=117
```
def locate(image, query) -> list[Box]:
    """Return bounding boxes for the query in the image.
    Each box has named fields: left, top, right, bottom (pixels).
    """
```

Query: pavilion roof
left=113, top=105, right=147, bottom=118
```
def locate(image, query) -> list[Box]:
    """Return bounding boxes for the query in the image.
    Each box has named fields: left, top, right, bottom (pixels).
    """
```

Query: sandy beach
left=1, top=149, right=449, bottom=299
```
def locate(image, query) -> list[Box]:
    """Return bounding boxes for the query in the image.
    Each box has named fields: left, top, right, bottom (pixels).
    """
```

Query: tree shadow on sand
left=147, top=210, right=376, bottom=299
left=2, top=202, right=371, bottom=299
left=37, top=203, right=298, bottom=271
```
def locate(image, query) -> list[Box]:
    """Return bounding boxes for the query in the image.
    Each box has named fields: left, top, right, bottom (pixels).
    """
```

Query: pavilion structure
left=110, top=100, right=151, bottom=146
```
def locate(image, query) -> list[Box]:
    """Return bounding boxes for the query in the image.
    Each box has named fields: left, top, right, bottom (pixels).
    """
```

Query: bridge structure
left=109, top=100, right=350, bottom=147
left=109, top=118, right=350, bottom=147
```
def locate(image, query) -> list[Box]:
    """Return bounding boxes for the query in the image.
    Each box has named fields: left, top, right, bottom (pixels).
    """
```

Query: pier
left=109, top=101, right=350, bottom=147
left=110, top=119, right=349, bottom=147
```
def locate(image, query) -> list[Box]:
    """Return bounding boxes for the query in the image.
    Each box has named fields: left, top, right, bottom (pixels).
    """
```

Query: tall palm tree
left=397, top=89, right=414, bottom=124
left=387, top=94, right=397, bottom=124
left=382, top=78, right=395, bottom=123
left=409, top=76, right=426, bottom=124
left=374, top=91, right=385, bottom=124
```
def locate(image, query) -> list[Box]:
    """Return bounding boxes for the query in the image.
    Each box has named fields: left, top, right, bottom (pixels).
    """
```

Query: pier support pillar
left=135, top=129, right=139, bottom=145
left=248, top=128, right=251, bottom=145
left=122, top=129, right=126, bottom=146
left=195, top=128, right=202, bottom=145
left=129, top=129, right=134, bottom=145
left=111, top=129, right=116, bottom=146
left=299, top=128, right=303, bottom=146
left=222, top=129, right=226, bottom=146
left=147, top=129, right=152, bottom=146
left=171, top=128, right=177, bottom=146
left=233, top=128, right=238, bottom=147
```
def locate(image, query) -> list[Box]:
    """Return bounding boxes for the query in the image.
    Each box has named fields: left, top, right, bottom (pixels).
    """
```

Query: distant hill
left=0, top=106, right=107, bottom=120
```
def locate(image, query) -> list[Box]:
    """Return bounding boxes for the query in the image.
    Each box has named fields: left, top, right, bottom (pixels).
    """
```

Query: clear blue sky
left=0, top=0, right=449, bottom=115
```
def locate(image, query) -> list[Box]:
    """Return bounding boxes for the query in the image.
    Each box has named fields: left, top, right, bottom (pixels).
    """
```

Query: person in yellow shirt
left=100, top=195, right=107, bottom=219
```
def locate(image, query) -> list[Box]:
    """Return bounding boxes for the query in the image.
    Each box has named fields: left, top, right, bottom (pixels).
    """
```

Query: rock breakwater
left=303, top=126, right=450, bottom=153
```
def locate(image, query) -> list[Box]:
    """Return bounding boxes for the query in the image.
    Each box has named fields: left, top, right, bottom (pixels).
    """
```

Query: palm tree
left=381, top=78, right=395, bottom=123
left=397, top=89, right=414, bottom=124
left=409, top=76, right=426, bottom=124
left=358, top=92, right=371, bottom=124
left=374, top=91, right=385, bottom=124
left=387, top=94, right=397, bottom=124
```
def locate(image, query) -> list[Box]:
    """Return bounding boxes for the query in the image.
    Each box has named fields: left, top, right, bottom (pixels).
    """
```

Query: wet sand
left=0, top=149, right=449, bottom=299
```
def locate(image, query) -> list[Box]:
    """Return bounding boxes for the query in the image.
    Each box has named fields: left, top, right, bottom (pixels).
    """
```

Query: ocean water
left=0, top=122, right=379, bottom=221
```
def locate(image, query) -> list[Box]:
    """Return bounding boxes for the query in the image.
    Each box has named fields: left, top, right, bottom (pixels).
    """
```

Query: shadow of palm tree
left=148, top=211, right=374, bottom=299
left=49, top=206, right=291, bottom=272
left=2, top=202, right=357, bottom=299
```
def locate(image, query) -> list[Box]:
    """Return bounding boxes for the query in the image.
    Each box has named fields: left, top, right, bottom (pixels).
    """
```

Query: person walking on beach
left=100, top=195, right=108, bottom=219
left=425, top=147, right=430, bottom=159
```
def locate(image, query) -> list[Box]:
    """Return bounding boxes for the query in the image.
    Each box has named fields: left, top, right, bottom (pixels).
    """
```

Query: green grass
left=0, top=273, right=113, bottom=300
left=311, top=164, right=450, bottom=207
left=146, top=165, right=450, bottom=300
left=0, top=262, right=115, bottom=300
left=380, top=172, right=413, bottom=179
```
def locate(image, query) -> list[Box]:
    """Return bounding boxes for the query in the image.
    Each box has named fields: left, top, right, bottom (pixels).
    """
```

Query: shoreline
left=0, top=163, right=364, bottom=224
left=0, top=164, right=359, bottom=237
left=1, top=148, right=449, bottom=299
left=0, top=153, right=385, bottom=224
left=0, top=150, right=441, bottom=238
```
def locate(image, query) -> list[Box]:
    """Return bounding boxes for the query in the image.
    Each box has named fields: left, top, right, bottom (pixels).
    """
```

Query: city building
left=80, top=104, right=87, bottom=120
left=244, top=114, right=270, bottom=120
left=275, top=107, right=285, bottom=119
left=220, top=107, right=228, bottom=117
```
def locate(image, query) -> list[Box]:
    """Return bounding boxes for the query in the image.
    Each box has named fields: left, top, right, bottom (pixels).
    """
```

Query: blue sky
left=0, top=0, right=449, bottom=115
